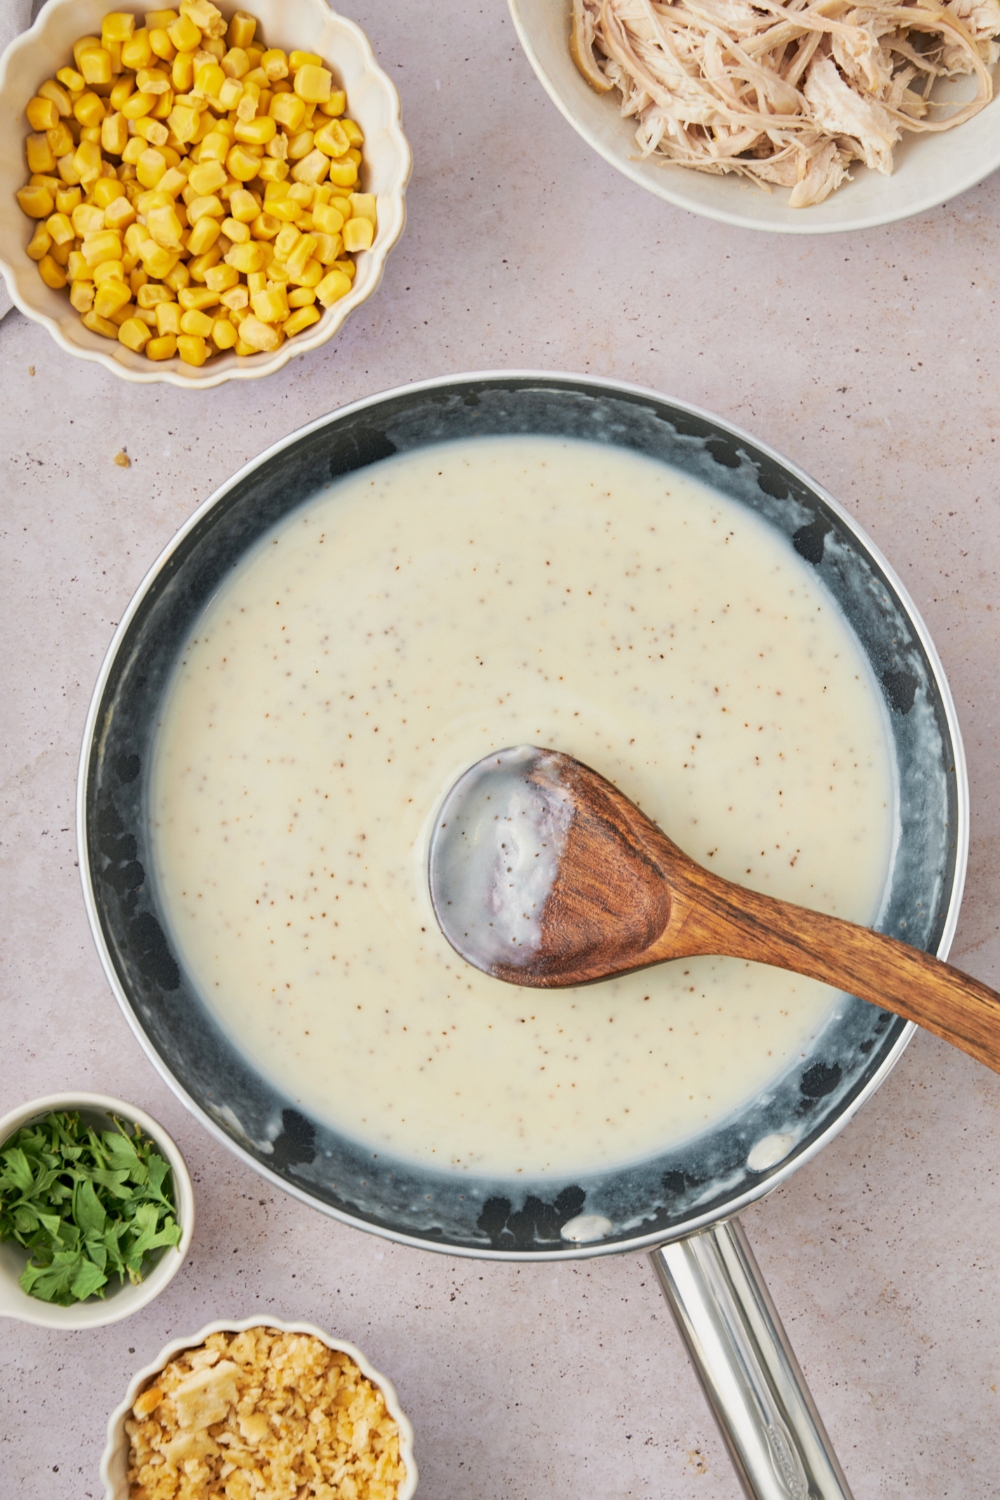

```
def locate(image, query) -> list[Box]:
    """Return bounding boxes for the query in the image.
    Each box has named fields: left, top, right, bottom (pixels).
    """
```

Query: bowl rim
left=76, top=368, right=971, bottom=1261
left=99, top=1314, right=418, bottom=1500
left=0, top=0, right=411, bottom=386
left=0, top=1090, right=195, bottom=1327
left=507, top=0, right=1000, bottom=235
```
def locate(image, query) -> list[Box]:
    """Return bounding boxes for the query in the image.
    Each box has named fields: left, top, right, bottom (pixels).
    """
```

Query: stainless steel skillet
left=78, top=373, right=968, bottom=1500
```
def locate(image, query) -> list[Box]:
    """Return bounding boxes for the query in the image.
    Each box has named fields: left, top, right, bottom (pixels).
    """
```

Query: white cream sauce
left=150, top=436, right=895, bottom=1177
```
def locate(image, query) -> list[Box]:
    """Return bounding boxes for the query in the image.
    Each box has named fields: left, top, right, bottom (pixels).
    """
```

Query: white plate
left=509, top=0, right=1000, bottom=233
left=0, top=0, right=411, bottom=384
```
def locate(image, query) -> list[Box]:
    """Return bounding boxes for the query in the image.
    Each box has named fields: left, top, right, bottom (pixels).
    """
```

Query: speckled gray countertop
left=2, top=4, right=1000, bottom=1497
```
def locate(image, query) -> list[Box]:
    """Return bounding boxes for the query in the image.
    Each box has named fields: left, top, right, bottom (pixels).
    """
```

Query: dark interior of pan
left=81, top=375, right=962, bottom=1257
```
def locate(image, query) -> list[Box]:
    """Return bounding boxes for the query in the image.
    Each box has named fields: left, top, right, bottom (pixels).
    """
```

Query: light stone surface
left=2, top=4, right=1000, bottom=1497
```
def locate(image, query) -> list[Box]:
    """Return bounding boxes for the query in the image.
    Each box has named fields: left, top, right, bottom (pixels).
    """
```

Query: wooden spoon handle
left=657, top=861, right=1000, bottom=1074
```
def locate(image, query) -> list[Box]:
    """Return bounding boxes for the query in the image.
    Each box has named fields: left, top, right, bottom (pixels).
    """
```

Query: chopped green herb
left=0, top=1110, right=181, bottom=1305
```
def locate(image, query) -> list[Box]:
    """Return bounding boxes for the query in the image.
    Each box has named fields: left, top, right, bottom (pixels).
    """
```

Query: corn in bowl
left=15, top=1, right=378, bottom=367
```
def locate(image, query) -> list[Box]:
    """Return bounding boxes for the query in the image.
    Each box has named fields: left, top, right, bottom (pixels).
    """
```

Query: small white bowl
left=0, top=1091, right=194, bottom=1329
left=0, top=0, right=410, bottom=385
left=509, top=0, right=1000, bottom=234
left=100, top=1316, right=418, bottom=1500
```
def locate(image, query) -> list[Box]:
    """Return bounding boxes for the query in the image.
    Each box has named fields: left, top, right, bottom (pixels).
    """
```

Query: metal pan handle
left=650, top=1216, right=853, bottom=1500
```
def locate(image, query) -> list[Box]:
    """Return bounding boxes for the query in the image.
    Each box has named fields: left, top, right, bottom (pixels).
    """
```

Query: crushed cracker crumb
left=126, top=1327, right=406, bottom=1500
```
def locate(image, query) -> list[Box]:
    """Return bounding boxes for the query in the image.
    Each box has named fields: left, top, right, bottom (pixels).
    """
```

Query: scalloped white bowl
left=509, top=0, right=1000, bottom=233
left=0, top=0, right=410, bottom=385
left=100, top=1316, right=418, bottom=1500
left=0, top=1091, right=194, bottom=1329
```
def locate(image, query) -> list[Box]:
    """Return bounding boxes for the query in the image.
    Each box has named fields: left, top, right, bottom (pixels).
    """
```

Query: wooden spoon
left=427, top=745, right=1000, bottom=1074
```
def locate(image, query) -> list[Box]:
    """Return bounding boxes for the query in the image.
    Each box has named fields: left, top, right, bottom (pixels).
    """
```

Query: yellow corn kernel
left=219, top=214, right=249, bottom=243
left=226, top=189, right=257, bottom=223
left=94, top=278, right=133, bottom=318
left=332, top=257, right=355, bottom=280
left=250, top=284, right=288, bottom=323
left=284, top=232, right=317, bottom=279
left=146, top=8, right=181, bottom=26
left=177, top=332, right=208, bottom=364
left=195, top=129, right=229, bottom=162
left=292, top=256, right=321, bottom=287
left=37, top=78, right=73, bottom=117
left=146, top=332, right=177, bottom=358
left=217, top=45, right=247, bottom=80
left=44, top=211, right=74, bottom=245
left=122, top=91, right=156, bottom=121
left=56, top=150, right=83, bottom=184
left=187, top=193, right=224, bottom=222
left=81, top=308, right=119, bottom=337
left=338, top=118, right=362, bottom=147
left=224, top=239, right=265, bottom=273
left=325, top=156, right=358, bottom=189
left=286, top=50, right=322, bottom=74
left=149, top=27, right=176, bottom=61
left=260, top=49, right=288, bottom=83
left=212, top=75, right=239, bottom=111
left=186, top=215, right=221, bottom=255
left=48, top=239, right=72, bottom=267
left=69, top=279, right=95, bottom=312
left=268, top=92, right=306, bottom=133
left=154, top=299, right=182, bottom=334
left=157, top=165, right=186, bottom=197
left=331, top=192, right=353, bottom=219
left=91, top=177, right=124, bottom=209
left=234, top=116, right=275, bottom=147
left=285, top=129, right=314, bottom=162
left=37, top=253, right=68, bottom=289
left=57, top=64, right=87, bottom=91
left=187, top=246, right=221, bottom=280
left=293, top=64, right=332, bottom=105
left=65, top=249, right=89, bottom=280
left=78, top=46, right=113, bottom=86
left=151, top=90, right=175, bottom=121
left=209, top=316, right=236, bottom=348
left=93, top=258, right=125, bottom=287
left=104, top=196, right=136, bottom=232
left=262, top=196, right=297, bottom=223
left=25, top=135, right=57, bottom=175
left=108, top=75, right=135, bottom=109
left=134, top=116, right=169, bottom=145
left=101, top=12, right=136, bottom=44
left=312, top=231, right=340, bottom=265
left=282, top=303, right=321, bottom=337
left=227, top=8, right=256, bottom=47
left=167, top=12, right=201, bottom=51
left=226, top=144, right=261, bottom=182
left=82, top=229, right=123, bottom=267
left=172, top=50, right=196, bottom=91
left=235, top=81, right=259, bottom=122
left=186, top=157, right=227, bottom=195
left=55, top=185, right=83, bottom=215
left=315, top=267, right=351, bottom=306
left=136, top=65, right=171, bottom=95
left=136, top=148, right=168, bottom=188
left=177, top=306, right=212, bottom=336
left=139, top=240, right=178, bottom=277
left=71, top=203, right=104, bottom=237
left=204, top=261, right=238, bottom=291
left=79, top=126, right=104, bottom=146
left=177, top=285, right=218, bottom=311
left=286, top=285, right=316, bottom=309
left=310, top=200, right=345, bottom=236
left=127, top=263, right=148, bottom=293
left=193, top=61, right=224, bottom=100
left=46, top=121, right=75, bottom=158
left=286, top=181, right=314, bottom=207
left=246, top=269, right=267, bottom=294
left=273, top=222, right=300, bottom=259
left=147, top=203, right=185, bottom=246
left=135, top=282, right=169, bottom=309
left=160, top=258, right=189, bottom=291
left=116, top=316, right=150, bottom=351
left=318, top=89, right=347, bottom=118
left=247, top=210, right=278, bottom=241
left=219, top=282, right=249, bottom=310
left=314, top=119, right=349, bottom=158
left=256, top=158, right=288, bottom=183
left=166, top=102, right=200, bottom=141
left=27, top=96, right=59, bottom=132
left=26, top=224, right=52, bottom=261
left=292, top=149, right=330, bottom=187
left=237, top=314, right=279, bottom=351
left=264, top=179, right=290, bottom=202
left=343, top=216, right=373, bottom=253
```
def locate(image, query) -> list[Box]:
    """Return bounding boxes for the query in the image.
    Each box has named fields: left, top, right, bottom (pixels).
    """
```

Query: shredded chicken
left=571, top=0, right=997, bottom=205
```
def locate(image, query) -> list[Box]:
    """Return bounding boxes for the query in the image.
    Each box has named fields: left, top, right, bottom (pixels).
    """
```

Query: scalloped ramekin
left=0, top=0, right=410, bottom=386
left=100, top=1316, right=418, bottom=1500
left=0, top=1091, right=195, bottom=1329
